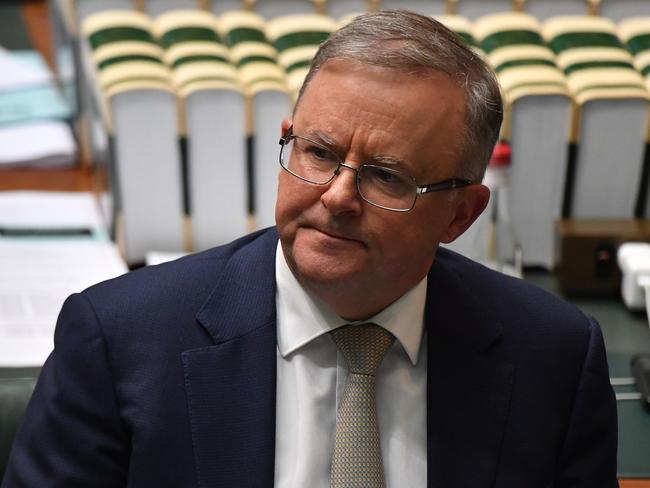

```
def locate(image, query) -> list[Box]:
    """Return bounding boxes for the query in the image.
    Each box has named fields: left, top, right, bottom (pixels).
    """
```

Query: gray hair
left=295, top=10, right=503, bottom=182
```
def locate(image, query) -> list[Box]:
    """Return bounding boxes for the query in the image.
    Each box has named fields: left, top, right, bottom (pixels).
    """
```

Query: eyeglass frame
left=278, top=126, right=473, bottom=212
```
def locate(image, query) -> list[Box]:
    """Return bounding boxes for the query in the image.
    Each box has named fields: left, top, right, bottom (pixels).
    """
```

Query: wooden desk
left=0, top=166, right=94, bottom=192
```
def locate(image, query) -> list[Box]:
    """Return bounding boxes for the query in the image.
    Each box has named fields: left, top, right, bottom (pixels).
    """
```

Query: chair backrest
left=475, top=12, right=567, bottom=108
left=82, top=10, right=172, bottom=93
left=219, top=10, right=288, bottom=90
left=266, top=13, right=337, bottom=96
left=619, top=17, right=650, bottom=92
left=543, top=15, right=648, bottom=105
left=154, top=10, right=239, bottom=89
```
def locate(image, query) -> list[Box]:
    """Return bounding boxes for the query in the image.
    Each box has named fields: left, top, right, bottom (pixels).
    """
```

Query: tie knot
left=330, top=323, right=395, bottom=375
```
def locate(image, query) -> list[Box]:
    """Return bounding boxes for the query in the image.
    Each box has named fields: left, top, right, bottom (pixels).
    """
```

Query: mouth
left=307, top=226, right=365, bottom=246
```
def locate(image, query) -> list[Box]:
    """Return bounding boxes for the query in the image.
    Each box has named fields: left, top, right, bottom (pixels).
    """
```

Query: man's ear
left=281, top=117, right=292, bottom=136
left=440, top=184, right=490, bottom=244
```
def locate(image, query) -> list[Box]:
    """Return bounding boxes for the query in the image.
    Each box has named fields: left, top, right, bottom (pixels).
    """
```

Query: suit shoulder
left=435, top=248, right=594, bottom=338
left=81, top=228, right=277, bottom=322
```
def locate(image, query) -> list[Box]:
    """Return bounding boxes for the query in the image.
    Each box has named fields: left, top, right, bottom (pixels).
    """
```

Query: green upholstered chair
left=80, top=10, right=184, bottom=265
left=543, top=15, right=647, bottom=105
left=542, top=15, right=649, bottom=219
left=476, top=12, right=568, bottom=102
left=471, top=12, right=572, bottom=269
left=219, top=10, right=288, bottom=93
left=0, top=377, right=37, bottom=481
left=181, top=69, right=248, bottom=252
left=619, top=17, right=650, bottom=93
left=619, top=17, right=650, bottom=218
left=82, top=10, right=172, bottom=93
left=266, top=13, right=337, bottom=97
left=216, top=11, right=290, bottom=231
left=154, top=10, right=239, bottom=90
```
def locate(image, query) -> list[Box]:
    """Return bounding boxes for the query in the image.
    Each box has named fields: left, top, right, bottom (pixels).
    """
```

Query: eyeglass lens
left=280, top=136, right=418, bottom=211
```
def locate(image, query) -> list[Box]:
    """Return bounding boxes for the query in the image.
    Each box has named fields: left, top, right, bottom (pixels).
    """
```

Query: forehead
left=293, top=59, right=467, bottom=177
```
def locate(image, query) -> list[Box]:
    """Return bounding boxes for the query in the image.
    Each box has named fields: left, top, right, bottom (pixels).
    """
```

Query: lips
left=306, top=225, right=365, bottom=246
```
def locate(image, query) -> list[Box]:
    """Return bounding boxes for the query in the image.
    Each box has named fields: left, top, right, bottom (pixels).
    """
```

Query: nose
left=320, top=163, right=363, bottom=216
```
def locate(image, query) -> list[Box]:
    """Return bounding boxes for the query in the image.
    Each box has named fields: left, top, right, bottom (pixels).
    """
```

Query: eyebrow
left=304, top=129, right=339, bottom=149
left=371, top=154, right=407, bottom=168
left=301, top=128, right=409, bottom=169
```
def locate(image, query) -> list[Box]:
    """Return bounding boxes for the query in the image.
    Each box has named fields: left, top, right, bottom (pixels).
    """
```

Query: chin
left=289, top=247, right=368, bottom=289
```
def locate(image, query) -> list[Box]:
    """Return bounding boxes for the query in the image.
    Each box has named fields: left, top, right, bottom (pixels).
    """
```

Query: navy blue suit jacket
left=3, top=227, right=617, bottom=487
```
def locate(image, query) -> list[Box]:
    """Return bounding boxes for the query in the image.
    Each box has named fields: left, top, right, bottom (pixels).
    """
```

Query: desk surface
left=0, top=166, right=94, bottom=192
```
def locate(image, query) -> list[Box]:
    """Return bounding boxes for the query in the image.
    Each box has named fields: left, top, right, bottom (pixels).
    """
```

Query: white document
left=0, top=47, right=52, bottom=91
left=0, top=191, right=126, bottom=366
left=0, top=121, right=76, bottom=167
left=0, top=191, right=104, bottom=231
left=0, top=240, right=127, bottom=366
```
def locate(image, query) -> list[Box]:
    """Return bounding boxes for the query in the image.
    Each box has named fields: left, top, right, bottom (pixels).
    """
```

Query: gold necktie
left=330, top=323, right=395, bottom=488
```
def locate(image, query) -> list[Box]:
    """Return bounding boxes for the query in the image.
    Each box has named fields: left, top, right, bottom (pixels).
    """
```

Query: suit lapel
left=426, top=252, right=515, bottom=488
left=182, top=236, right=514, bottom=487
left=183, top=230, right=278, bottom=488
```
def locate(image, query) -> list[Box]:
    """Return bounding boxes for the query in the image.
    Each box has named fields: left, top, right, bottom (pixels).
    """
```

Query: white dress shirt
left=273, top=243, right=428, bottom=488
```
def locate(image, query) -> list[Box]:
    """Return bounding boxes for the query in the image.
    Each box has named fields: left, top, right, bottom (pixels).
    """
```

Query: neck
left=300, top=278, right=403, bottom=322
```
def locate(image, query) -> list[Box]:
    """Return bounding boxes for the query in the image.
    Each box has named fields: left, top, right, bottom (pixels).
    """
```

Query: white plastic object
left=617, top=242, right=650, bottom=311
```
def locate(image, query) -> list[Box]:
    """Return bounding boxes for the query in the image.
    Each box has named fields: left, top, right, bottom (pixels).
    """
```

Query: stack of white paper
left=0, top=191, right=127, bottom=366
left=0, top=191, right=105, bottom=235
left=0, top=122, right=76, bottom=168
left=0, top=240, right=127, bottom=366
left=0, top=48, right=76, bottom=168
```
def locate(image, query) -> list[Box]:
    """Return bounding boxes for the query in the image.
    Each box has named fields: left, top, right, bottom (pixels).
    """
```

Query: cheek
left=401, top=206, right=453, bottom=253
left=275, top=175, right=319, bottom=232
left=276, top=175, right=300, bottom=222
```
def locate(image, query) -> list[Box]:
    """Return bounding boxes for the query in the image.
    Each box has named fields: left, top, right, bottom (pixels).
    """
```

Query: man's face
left=275, top=59, right=489, bottom=319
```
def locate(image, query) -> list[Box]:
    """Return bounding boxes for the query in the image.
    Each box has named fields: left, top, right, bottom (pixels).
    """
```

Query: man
left=3, top=10, right=617, bottom=488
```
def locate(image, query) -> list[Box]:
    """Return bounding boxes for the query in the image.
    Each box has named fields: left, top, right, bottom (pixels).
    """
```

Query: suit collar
left=196, top=228, right=278, bottom=344
left=426, top=249, right=514, bottom=487
left=275, top=241, right=427, bottom=365
left=184, top=228, right=279, bottom=488
left=425, top=248, right=504, bottom=353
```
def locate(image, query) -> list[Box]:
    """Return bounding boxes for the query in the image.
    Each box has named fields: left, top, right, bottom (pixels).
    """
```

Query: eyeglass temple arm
left=416, top=178, right=472, bottom=194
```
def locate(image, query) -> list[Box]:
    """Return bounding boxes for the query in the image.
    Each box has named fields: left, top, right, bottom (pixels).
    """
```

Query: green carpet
left=526, top=270, right=650, bottom=478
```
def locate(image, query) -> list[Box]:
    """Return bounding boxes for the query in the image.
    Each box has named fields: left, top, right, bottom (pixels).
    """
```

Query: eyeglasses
left=278, top=127, right=472, bottom=212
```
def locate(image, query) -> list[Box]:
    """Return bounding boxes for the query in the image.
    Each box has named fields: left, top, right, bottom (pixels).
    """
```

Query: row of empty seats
left=81, top=9, right=650, bottom=98
left=82, top=10, right=341, bottom=100
left=57, top=0, right=650, bottom=22
left=444, top=11, right=650, bottom=268
left=57, top=1, right=650, bottom=269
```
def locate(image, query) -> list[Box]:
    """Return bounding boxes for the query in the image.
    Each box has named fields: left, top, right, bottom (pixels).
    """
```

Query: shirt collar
left=275, top=243, right=426, bottom=365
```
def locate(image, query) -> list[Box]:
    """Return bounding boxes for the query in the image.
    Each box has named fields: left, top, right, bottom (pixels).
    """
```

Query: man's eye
left=375, top=170, right=400, bottom=184
left=307, top=145, right=335, bottom=161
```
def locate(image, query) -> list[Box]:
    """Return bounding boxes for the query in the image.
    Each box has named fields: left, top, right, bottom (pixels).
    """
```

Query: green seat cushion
left=89, top=26, right=157, bottom=50
left=160, top=27, right=223, bottom=49
left=550, top=31, right=623, bottom=54
left=0, top=377, right=37, bottom=479
left=481, top=29, right=546, bottom=53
